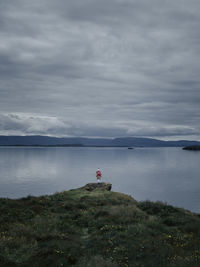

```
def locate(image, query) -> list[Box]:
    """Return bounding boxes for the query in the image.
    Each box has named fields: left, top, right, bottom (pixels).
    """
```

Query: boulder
left=82, top=183, right=112, bottom=192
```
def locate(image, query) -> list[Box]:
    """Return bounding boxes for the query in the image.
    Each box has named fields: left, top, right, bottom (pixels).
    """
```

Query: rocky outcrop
left=183, top=145, right=200, bottom=150
left=82, top=183, right=112, bottom=192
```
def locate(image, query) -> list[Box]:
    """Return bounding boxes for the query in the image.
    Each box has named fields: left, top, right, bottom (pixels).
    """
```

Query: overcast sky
left=0, top=0, right=200, bottom=140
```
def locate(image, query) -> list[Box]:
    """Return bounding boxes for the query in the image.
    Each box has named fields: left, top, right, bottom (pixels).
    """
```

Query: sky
left=0, top=0, right=200, bottom=140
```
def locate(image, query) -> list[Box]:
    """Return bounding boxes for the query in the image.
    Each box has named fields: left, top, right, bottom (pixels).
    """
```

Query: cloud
left=0, top=0, right=200, bottom=140
left=0, top=112, right=199, bottom=141
left=0, top=113, right=69, bottom=136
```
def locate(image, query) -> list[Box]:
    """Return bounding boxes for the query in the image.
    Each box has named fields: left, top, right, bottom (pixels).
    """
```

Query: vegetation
left=0, top=186, right=200, bottom=266
left=183, top=145, right=200, bottom=150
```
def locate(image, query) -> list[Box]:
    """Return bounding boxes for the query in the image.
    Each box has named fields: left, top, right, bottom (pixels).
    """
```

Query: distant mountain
left=111, top=137, right=200, bottom=147
left=0, top=135, right=200, bottom=147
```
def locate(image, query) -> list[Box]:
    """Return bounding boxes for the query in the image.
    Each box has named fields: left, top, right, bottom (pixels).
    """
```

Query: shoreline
left=0, top=145, right=186, bottom=147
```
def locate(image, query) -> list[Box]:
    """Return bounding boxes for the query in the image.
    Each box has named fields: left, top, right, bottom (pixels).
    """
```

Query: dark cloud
left=0, top=0, right=200, bottom=140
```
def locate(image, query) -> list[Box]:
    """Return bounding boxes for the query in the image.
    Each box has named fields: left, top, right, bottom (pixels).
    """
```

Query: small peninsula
left=183, top=145, right=200, bottom=151
left=0, top=183, right=200, bottom=266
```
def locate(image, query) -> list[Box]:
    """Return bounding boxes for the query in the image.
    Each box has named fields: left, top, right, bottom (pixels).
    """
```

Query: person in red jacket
left=96, top=168, right=102, bottom=183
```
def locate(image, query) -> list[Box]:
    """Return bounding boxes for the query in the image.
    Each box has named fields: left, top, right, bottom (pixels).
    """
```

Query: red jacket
left=96, top=170, right=102, bottom=177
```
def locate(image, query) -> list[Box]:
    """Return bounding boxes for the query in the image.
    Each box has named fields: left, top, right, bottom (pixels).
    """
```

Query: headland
left=0, top=183, right=199, bottom=266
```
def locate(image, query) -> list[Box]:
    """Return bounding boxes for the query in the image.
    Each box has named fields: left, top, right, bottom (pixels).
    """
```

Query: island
left=183, top=145, right=200, bottom=150
left=0, top=183, right=199, bottom=266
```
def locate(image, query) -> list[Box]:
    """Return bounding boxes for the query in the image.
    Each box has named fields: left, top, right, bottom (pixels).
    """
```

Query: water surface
left=0, top=147, right=199, bottom=213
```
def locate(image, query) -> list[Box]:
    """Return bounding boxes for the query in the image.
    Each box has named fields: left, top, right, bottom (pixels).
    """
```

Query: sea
left=0, top=146, right=199, bottom=213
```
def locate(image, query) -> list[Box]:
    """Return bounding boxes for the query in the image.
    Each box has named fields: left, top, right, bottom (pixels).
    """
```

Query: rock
left=183, top=145, right=200, bottom=150
left=82, top=183, right=112, bottom=192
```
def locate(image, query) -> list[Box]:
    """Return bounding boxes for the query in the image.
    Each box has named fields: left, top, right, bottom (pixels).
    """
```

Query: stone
left=82, top=182, right=112, bottom=192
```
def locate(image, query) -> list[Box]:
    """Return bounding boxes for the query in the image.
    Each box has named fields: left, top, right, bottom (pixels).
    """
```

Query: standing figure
left=96, top=168, right=102, bottom=183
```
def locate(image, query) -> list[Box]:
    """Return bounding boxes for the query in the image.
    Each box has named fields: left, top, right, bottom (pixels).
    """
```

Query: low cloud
left=0, top=113, right=69, bottom=136
left=0, top=113, right=199, bottom=141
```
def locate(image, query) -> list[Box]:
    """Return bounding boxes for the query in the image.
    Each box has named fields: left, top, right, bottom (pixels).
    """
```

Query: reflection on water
left=0, top=147, right=199, bottom=213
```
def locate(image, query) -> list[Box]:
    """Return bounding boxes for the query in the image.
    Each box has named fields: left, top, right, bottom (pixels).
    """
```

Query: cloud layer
left=0, top=0, right=200, bottom=140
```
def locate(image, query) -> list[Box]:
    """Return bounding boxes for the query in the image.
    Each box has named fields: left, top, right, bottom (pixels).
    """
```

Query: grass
left=0, top=187, right=200, bottom=266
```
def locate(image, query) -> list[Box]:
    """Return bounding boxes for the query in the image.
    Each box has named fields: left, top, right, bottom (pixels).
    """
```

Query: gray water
left=0, top=147, right=199, bottom=213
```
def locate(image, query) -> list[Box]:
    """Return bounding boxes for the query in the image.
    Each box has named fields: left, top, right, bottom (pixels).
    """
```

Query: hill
left=0, top=135, right=200, bottom=147
left=0, top=184, right=199, bottom=266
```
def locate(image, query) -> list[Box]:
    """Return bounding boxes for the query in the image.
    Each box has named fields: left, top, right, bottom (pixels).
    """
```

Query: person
left=96, top=168, right=102, bottom=183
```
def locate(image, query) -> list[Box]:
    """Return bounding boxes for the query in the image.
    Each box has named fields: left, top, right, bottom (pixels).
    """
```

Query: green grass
left=0, top=188, right=200, bottom=266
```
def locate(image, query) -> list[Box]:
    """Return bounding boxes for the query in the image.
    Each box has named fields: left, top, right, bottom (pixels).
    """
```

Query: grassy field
left=0, top=185, right=200, bottom=266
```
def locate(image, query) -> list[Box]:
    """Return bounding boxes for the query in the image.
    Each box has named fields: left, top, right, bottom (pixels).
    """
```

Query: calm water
left=0, top=147, right=199, bottom=213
